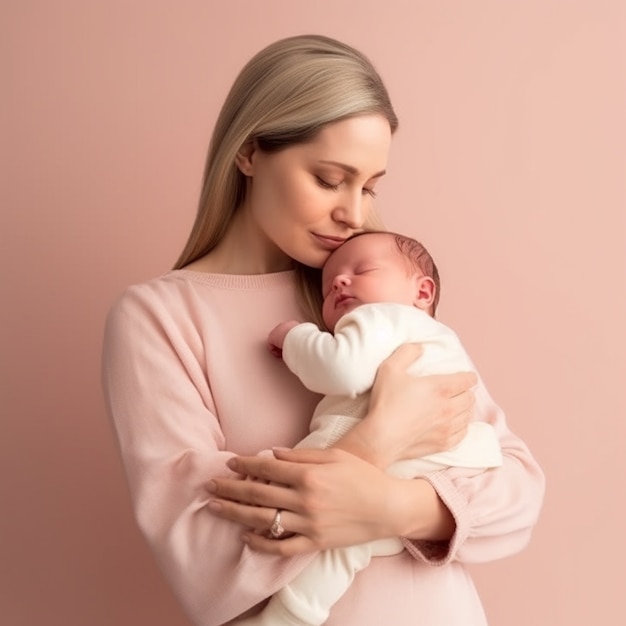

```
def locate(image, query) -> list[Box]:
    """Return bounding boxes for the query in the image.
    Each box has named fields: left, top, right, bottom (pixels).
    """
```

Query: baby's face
left=321, top=233, right=420, bottom=331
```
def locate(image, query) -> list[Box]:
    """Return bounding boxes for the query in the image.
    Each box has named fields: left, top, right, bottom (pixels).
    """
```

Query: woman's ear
left=413, top=276, right=436, bottom=311
left=235, top=140, right=256, bottom=176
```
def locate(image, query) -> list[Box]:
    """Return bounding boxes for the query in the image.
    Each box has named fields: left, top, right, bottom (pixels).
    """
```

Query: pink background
left=2, top=1, right=625, bottom=624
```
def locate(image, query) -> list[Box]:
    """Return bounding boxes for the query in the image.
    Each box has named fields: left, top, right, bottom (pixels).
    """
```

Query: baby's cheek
left=321, top=304, right=335, bottom=330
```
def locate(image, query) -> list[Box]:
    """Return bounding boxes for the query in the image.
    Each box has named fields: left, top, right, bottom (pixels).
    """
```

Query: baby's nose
left=333, top=274, right=350, bottom=289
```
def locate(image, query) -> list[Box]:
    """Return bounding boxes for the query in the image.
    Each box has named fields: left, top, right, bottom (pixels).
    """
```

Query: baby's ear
left=413, top=276, right=436, bottom=310
left=234, top=140, right=256, bottom=175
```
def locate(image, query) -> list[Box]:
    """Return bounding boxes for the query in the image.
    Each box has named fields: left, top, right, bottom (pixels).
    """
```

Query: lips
left=312, top=233, right=348, bottom=250
left=334, top=293, right=356, bottom=308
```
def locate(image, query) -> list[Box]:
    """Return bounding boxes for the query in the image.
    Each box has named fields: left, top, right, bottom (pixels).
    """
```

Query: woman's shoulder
left=107, top=269, right=298, bottom=323
left=119, top=268, right=294, bottom=295
left=104, top=272, right=188, bottom=334
left=103, top=269, right=303, bottom=357
left=108, top=271, right=196, bottom=313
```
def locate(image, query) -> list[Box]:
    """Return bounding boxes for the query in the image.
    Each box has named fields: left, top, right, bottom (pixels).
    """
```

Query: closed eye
left=315, top=176, right=340, bottom=191
left=363, top=188, right=377, bottom=198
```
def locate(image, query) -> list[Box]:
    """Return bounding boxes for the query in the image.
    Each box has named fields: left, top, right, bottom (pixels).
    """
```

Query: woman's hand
left=336, top=343, right=478, bottom=469
left=206, top=344, right=477, bottom=555
left=206, top=447, right=401, bottom=556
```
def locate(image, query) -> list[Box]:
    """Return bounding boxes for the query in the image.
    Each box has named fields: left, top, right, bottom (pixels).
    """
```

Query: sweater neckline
left=167, top=269, right=297, bottom=289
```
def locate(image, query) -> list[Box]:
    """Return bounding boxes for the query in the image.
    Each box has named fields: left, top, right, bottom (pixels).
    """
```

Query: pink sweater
left=102, top=269, right=544, bottom=626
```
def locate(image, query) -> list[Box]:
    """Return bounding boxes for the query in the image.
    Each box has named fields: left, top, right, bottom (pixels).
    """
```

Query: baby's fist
left=267, top=321, right=300, bottom=358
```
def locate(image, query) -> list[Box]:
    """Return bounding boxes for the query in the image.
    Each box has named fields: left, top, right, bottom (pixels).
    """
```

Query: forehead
left=310, top=115, right=392, bottom=164
left=324, top=234, right=396, bottom=272
left=281, top=115, right=391, bottom=180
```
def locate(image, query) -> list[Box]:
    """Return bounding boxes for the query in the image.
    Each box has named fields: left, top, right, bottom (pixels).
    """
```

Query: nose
left=332, top=192, right=366, bottom=229
left=332, top=274, right=350, bottom=291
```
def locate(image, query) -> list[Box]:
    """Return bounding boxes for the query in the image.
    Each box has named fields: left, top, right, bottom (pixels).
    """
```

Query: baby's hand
left=267, top=321, right=300, bottom=358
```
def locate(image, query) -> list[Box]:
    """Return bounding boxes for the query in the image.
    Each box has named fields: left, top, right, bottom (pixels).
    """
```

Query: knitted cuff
left=401, top=470, right=472, bottom=566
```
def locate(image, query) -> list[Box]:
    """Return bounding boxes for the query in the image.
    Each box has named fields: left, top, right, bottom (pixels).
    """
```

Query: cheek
left=361, top=278, right=380, bottom=299
left=289, top=180, right=334, bottom=223
left=362, top=199, right=374, bottom=222
left=256, top=164, right=298, bottom=207
left=252, top=176, right=301, bottom=231
left=321, top=299, right=334, bottom=326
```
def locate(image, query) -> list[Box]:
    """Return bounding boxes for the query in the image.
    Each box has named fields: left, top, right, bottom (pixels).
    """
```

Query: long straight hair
left=174, top=35, right=397, bottom=324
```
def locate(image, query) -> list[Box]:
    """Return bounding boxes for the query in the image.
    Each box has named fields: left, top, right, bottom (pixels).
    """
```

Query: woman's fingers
left=206, top=451, right=343, bottom=534
left=446, top=406, right=474, bottom=448
left=364, top=356, right=480, bottom=463
left=226, top=454, right=309, bottom=484
left=207, top=476, right=298, bottom=510
left=271, top=446, right=346, bottom=465
left=206, top=449, right=344, bottom=518
left=242, top=531, right=315, bottom=556
left=207, top=448, right=395, bottom=552
left=438, top=370, right=478, bottom=397
left=429, top=388, right=475, bottom=447
left=207, top=496, right=300, bottom=535
left=222, top=448, right=343, bottom=487
left=378, top=342, right=423, bottom=370
left=445, top=388, right=475, bottom=424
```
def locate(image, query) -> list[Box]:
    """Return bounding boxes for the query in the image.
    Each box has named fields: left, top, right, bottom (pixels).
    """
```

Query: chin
left=292, top=250, right=330, bottom=270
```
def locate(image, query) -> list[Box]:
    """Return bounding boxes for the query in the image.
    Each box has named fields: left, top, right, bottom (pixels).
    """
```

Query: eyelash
left=316, top=176, right=339, bottom=191
left=315, top=176, right=377, bottom=198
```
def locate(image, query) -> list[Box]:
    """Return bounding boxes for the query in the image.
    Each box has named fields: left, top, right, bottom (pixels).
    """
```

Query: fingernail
left=207, top=500, right=222, bottom=512
left=226, top=458, right=238, bottom=471
left=205, top=480, right=216, bottom=493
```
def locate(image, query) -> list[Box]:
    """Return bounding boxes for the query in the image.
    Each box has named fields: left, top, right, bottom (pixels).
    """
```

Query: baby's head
left=321, top=231, right=440, bottom=331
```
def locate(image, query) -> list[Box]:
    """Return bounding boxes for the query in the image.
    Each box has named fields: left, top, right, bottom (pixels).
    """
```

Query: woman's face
left=238, top=114, right=392, bottom=270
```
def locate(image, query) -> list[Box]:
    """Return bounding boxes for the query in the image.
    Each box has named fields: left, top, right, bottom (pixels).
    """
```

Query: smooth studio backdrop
left=2, top=1, right=625, bottom=624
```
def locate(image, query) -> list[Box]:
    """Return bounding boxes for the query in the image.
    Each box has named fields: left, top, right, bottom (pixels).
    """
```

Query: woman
left=102, top=35, right=544, bottom=625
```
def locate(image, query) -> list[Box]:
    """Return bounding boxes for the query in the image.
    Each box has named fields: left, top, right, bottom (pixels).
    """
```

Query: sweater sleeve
left=101, top=288, right=315, bottom=625
left=282, top=304, right=409, bottom=397
left=401, top=381, right=545, bottom=565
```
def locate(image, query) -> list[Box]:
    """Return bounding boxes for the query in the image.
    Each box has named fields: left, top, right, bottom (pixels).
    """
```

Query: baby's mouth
left=335, top=293, right=355, bottom=307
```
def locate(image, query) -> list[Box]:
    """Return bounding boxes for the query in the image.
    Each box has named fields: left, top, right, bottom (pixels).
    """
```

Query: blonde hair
left=174, top=34, right=398, bottom=325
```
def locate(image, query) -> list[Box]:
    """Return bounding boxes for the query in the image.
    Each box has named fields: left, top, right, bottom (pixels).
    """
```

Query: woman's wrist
left=333, top=415, right=392, bottom=469
left=335, top=424, right=456, bottom=541
left=388, top=477, right=455, bottom=541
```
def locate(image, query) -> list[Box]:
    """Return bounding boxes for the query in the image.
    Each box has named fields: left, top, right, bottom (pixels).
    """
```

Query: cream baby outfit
left=240, top=302, right=503, bottom=626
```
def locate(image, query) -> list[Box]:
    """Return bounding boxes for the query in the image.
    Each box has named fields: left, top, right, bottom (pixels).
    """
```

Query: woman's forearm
left=332, top=428, right=456, bottom=542
left=332, top=419, right=391, bottom=469
left=387, top=476, right=456, bottom=541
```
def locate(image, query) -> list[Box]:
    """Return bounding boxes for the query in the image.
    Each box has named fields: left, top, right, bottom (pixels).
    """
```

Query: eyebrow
left=318, top=160, right=386, bottom=179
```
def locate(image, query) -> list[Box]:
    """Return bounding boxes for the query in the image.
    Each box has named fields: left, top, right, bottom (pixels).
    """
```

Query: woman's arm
left=401, top=382, right=545, bottom=565
left=207, top=345, right=478, bottom=553
left=209, top=346, right=544, bottom=562
left=102, top=288, right=316, bottom=625
left=335, top=344, right=545, bottom=564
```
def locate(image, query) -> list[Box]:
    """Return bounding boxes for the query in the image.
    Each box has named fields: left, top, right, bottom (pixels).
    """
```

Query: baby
left=241, top=231, right=502, bottom=626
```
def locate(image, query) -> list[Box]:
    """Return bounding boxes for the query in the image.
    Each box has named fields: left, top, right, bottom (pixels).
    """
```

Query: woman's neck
left=185, top=208, right=292, bottom=275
